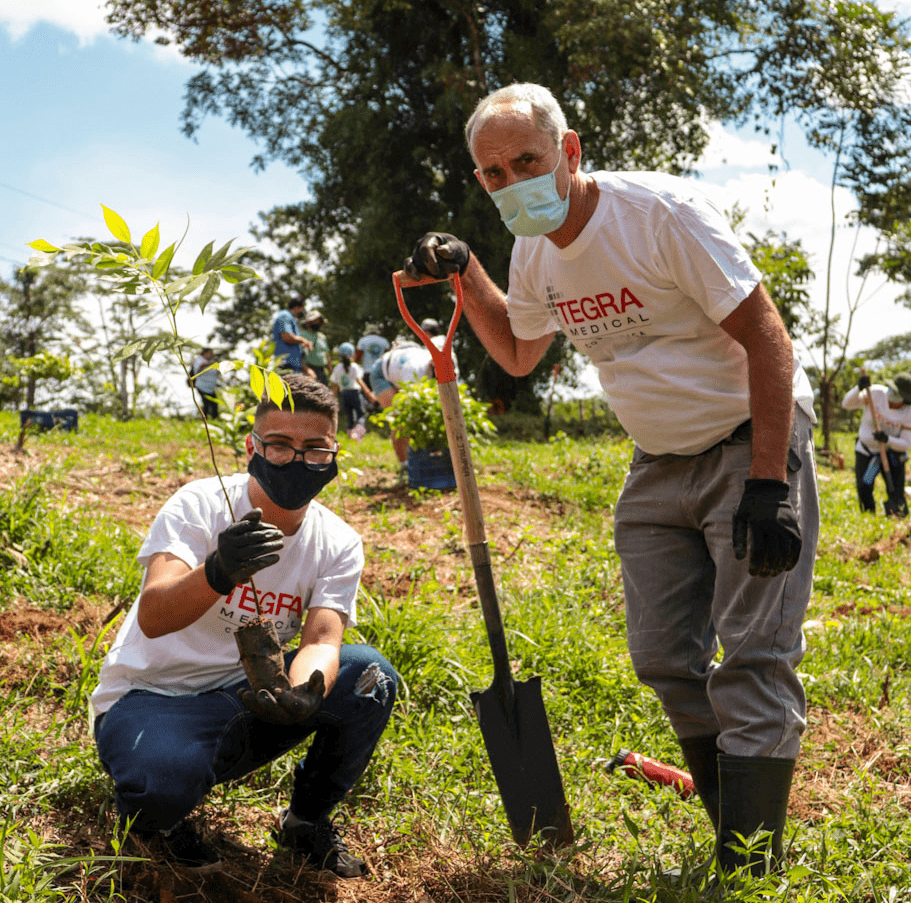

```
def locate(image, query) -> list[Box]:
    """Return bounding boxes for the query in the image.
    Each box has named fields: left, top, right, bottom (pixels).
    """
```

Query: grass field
left=0, top=412, right=908, bottom=902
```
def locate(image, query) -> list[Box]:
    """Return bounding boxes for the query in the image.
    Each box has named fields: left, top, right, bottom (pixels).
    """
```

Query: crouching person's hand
left=239, top=670, right=325, bottom=725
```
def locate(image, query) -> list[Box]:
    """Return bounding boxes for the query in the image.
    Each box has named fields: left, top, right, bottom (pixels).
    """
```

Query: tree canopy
left=104, top=0, right=911, bottom=404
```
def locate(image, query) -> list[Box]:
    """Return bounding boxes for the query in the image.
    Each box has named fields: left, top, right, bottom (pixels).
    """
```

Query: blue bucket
left=407, top=448, right=456, bottom=490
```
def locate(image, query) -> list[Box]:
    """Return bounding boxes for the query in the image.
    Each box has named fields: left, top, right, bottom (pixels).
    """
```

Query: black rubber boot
left=717, top=753, right=795, bottom=877
left=679, top=734, right=720, bottom=829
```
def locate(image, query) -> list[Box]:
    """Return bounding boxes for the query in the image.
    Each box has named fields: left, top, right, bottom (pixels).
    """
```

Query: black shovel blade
left=470, top=676, right=574, bottom=847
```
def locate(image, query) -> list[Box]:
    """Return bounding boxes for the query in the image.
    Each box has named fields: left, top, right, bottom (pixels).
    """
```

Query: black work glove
left=204, top=509, right=284, bottom=595
left=732, top=479, right=802, bottom=577
left=858, top=374, right=871, bottom=391
left=404, top=232, right=470, bottom=279
left=873, top=429, right=889, bottom=444
left=239, top=670, right=325, bottom=725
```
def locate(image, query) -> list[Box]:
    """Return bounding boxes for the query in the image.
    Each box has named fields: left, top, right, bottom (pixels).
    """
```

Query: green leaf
left=197, top=272, right=220, bottom=312
left=101, top=205, right=131, bottom=243
left=249, top=365, right=265, bottom=400
left=220, top=264, right=260, bottom=284
left=27, top=239, right=62, bottom=253
left=621, top=809, right=640, bottom=840
left=152, top=242, right=176, bottom=279
left=26, top=251, right=58, bottom=268
left=266, top=370, right=288, bottom=407
left=192, top=240, right=215, bottom=276
left=140, top=224, right=160, bottom=260
left=206, top=239, right=236, bottom=271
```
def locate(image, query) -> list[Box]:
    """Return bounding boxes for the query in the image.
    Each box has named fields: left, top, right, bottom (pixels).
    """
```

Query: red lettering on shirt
left=554, top=288, right=645, bottom=324
left=237, top=586, right=261, bottom=613
left=274, top=593, right=303, bottom=619
left=620, top=288, right=643, bottom=311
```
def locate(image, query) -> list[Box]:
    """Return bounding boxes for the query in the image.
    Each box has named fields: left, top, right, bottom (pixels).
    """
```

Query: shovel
left=392, top=269, right=574, bottom=848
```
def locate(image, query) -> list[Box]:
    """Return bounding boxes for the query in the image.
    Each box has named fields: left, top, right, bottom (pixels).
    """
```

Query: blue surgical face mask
left=489, top=151, right=570, bottom=237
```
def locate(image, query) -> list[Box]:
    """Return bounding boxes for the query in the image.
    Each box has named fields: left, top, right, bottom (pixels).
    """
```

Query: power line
left=0, top=180, right=97, bottom=221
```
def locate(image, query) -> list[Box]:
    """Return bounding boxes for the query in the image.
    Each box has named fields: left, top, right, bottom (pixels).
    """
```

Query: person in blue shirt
left=272, top=298, right=313, bottom=371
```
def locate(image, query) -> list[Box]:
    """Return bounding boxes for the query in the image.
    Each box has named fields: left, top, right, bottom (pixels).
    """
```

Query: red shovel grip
left=609, top=748, right=696, bottom=799
left=391, top=270, right=462, bottom=384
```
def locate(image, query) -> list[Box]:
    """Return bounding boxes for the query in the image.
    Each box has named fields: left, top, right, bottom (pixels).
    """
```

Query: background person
left=842, top=372, right=911, bottom=516
left=330, top=342, right=377, bottom=439
left=272, top=298, right=313, bottom=372
left=301, top=309, right=331, bottom=385
left=354, top=324, right=391, bottom=396
left=371, top=339, right=459, bottom=476
left=91, top=375, right=397, bottom=879
left=190, top=347, right=220, bottom=420
left=405, top=81, right=818, bottom=879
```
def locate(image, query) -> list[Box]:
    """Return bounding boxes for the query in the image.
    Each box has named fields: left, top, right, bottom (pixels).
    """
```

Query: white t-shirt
left=330, top=361, right=365, bottom=392
left=507, top=171, right=815, bottom=455
left=90, top=473, right=363, bottom=717
left=842, top=384, right=911, bottom=454
left=357, top=334, right=391, bottom=371
left=382, top=339, right=459, bottom=387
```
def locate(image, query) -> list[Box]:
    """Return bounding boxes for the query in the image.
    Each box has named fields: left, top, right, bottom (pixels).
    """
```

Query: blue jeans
left=94, top=644, right=397, bottom=832
left=340, top=388, right=365, bottom=431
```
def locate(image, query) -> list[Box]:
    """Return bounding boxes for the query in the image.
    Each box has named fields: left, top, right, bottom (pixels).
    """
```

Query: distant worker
left=190, top=348, right=220, bottom=420
left=842, top=372, right=911, bottom=516
left=354, top=325, right=391, bottom=393
left=272, top=298, right=313, bottom=373
left=301, top=310, right=331, bottom=385
left=371, top=339, right=459, bottom=474
left=330, top=342, right=377, bottom=439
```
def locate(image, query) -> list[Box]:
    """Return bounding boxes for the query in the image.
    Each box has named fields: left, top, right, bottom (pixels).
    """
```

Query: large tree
left=105, top=0, right=911, bottom=404
left=0, top=265, right=91, bottom=409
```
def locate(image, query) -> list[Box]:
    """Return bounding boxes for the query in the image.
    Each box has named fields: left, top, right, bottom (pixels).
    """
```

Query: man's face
left=246, top=409, right=337, bottom=465
left=472, top=105, right=566, bottom=196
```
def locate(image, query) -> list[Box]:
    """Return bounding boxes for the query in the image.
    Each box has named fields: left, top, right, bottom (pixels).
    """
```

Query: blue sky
left=3, top=0, right=911, bottom=397
left=0, top=5, right=306, bottom=282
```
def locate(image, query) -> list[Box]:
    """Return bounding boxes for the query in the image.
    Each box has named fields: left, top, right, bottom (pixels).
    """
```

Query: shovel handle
left=392, top=270, right=461, bottom=384
left=393, top=269, right=514, bottom=689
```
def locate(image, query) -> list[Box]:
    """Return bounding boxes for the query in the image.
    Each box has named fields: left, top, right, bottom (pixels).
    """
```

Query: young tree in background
left=0, top=264, right=90, bottom=408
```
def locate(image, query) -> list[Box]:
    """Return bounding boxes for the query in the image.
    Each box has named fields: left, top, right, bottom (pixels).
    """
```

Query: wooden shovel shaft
left=438, top=380, right=514, bottom=691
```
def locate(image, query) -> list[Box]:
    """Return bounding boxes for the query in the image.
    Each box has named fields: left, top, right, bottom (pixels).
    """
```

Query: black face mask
left=248, top=454, right=338, bottom=510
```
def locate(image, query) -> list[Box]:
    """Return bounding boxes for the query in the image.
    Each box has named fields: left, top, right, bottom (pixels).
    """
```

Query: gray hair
left=465, top=83, right=568, bottom=160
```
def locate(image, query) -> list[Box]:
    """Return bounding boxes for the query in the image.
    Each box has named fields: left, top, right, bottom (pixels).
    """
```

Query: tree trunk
left=818, top=377, right=833, bottom=452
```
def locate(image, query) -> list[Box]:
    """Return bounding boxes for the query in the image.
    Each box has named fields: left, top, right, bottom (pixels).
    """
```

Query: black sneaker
left=273, top=809, right=367, bottom=878
left=133, top=820, right=222, bottom=873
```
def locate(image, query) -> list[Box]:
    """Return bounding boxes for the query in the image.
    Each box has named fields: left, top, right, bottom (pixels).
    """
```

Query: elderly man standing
left=405, top=82, right=818, bottom=879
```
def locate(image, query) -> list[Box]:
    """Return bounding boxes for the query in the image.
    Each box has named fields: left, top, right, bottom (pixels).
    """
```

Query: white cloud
left=697, top=122, right=785, bottom=174
left=0, top=0, right=109, bottom=43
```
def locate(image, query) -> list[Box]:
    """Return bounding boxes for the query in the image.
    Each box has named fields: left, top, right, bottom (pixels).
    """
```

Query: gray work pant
left=614, top=408, right=818, bottom=759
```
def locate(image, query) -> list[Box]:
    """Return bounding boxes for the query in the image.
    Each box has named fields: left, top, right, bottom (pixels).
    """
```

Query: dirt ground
left=2, top=446, right=910, bottom=902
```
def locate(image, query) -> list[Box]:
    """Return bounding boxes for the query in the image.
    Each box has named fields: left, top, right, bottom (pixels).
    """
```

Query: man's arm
left=280, top=330, right=313, bottom=350
left=720, top=282, right=794, bottom=481
left=288, top=606, right=346, bottom=694
left=138, top=552, right=220, bottom=638
left=458, top=254, right=554, bottom=376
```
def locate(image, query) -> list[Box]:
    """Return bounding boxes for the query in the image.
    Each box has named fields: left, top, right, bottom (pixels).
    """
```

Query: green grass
left=1, top=413, right=910, bottom=901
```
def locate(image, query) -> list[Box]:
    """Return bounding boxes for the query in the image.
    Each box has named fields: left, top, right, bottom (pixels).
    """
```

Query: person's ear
left=564, top=131, right=582, bottom=174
